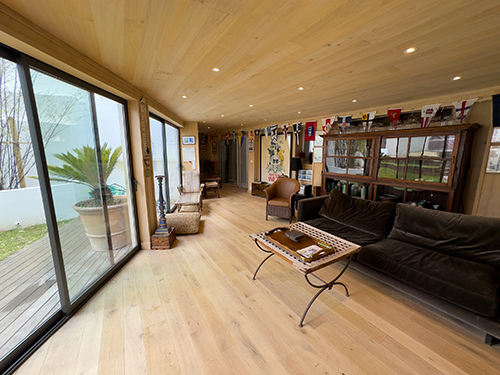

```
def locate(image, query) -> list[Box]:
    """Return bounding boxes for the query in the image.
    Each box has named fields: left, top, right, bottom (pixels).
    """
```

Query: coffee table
left=249, top=222, right=361, bottom=326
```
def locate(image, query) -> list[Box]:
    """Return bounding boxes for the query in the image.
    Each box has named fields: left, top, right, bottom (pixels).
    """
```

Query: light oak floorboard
left=14, top=184, right=500, bottom=375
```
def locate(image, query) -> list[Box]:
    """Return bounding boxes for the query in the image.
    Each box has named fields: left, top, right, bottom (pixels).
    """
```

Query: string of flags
left=208, top=97, right=478, bottom=150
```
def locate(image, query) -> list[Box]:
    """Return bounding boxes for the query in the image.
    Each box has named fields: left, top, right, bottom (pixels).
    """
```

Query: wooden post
left=9, top=117, right=26, bottom=188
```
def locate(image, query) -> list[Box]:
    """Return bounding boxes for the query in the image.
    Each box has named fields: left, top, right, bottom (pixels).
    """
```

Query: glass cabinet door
left=378, top=135, right=455, bottom=184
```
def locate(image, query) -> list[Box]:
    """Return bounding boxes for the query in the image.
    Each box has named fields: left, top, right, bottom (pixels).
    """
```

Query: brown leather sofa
left=297, top=189, right=500, bottom=345
left=264, top=178, right=300, bottom=223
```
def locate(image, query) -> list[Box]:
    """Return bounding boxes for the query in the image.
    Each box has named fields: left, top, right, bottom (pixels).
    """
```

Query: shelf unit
left=321, top=123, right=479, bottom=212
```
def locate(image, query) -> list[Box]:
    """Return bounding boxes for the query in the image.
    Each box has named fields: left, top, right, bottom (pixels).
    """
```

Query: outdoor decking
left=0, top=218, right=131, bottom=360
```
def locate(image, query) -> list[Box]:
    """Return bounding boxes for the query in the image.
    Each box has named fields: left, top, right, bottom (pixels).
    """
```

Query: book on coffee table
left=265, top=228, right=335, bottom=262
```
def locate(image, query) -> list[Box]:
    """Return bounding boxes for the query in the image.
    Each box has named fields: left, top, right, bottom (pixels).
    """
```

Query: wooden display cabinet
left=321, top=123, right=479, bottom=212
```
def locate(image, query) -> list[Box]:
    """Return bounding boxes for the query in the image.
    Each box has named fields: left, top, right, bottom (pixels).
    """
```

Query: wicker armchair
left=264, top=178, right=300, bottom=223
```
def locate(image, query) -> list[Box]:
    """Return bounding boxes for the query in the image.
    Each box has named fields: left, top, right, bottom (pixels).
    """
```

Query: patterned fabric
left=182, top=171, right=202, bottom=193
left=176, top=193, right=200, bottom=204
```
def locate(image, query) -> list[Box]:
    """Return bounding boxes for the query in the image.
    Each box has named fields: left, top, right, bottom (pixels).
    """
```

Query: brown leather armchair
left=264, top=178, right=300, bottom=223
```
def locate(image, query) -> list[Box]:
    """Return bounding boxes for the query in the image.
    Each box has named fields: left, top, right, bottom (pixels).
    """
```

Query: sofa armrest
left=297, top=195, right=328, bottom=222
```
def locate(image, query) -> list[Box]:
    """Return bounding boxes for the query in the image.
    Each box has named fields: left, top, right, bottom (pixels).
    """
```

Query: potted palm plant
left=47, top=143, right=131, bottom=251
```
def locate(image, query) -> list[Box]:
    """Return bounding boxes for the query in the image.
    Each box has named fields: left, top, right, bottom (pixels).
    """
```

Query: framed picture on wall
left=182, top=136, right=196, bottom=145
left=260, top=133, right=293, bottom=183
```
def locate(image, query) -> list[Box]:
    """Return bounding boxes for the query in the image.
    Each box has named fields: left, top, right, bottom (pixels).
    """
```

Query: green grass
left=0, top=220, right=72, bottom=262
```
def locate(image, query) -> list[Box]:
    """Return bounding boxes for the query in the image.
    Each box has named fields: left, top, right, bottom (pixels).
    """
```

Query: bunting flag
left=342, top=115, right=352, bottom=128
left=241, top=131, right=245, bottom=146
left=237, top=131, right=243, bottom=146
left=225, top=132, right=229, bottom=145
left=200, top=134, right=207, bottom=145
left=420, top=104, right=441, bottom=128
left=336, top=116, right=343, bottom=132
left=387, top=108, right=402, bottom=127
left=233, top=131, right=237, bottom=141
left=322, top=117, right=334, bottom=133
left=270, top=124, right=278, bottom=144
left=254, top=129, right=260, bottom=137
left=282, top=124, right=289, bottom=138
left=264, top=127, right=269, bottom=138
left=293, top=122, right=302, bottom=145
left=305, top=121, right=316, bottom=141
left=453, top=98, right=477, bottom=123
left=249, top=130, right=254, bottom=141
left=361, top=111, right=377, bottom=132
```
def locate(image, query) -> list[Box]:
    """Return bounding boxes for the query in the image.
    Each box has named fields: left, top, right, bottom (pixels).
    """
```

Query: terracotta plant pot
left=73, top=198, right=131, bottom=251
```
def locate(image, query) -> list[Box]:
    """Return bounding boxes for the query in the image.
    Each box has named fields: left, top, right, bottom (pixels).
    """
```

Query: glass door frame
left=149, top=113, right=181, bottom=212
left=0, top=45, right=141, bottom=375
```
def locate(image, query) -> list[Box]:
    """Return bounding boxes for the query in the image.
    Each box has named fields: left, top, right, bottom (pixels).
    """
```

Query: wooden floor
left=13, top=185, right=500, bottom=375
left=0, top=218, right=130, bottom=361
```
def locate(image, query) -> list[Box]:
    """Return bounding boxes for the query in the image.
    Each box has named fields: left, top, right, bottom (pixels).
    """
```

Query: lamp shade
left=290, top=157, right=303, bottom=172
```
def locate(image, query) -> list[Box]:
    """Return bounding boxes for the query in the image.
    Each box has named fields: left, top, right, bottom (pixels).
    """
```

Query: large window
left=378, top=135, right=455, bottom=183
left=149, top=114, right=181, bottom=211
left=0, top=46, right=139, bottom=374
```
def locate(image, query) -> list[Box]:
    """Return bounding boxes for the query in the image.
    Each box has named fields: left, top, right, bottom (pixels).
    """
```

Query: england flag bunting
left=282, top=124, right=289, bottom=138
left=361, top=111, right=377, bottom=132
left=420, top=104, right=441, bottom=128
left=270, top=124, right=278, bottom=144
left=322, top=117, right=334, bottom=133
left=453, top=98, right=477, bottom=123
left=293, top=122, right=302, bottom=145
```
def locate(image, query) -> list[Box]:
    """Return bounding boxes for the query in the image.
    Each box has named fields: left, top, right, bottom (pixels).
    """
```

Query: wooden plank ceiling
left=3, top=0, right=500, bottom=132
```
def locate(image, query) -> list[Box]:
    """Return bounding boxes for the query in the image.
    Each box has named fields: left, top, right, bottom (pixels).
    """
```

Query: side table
left=251, top=181, right=270, bottom=197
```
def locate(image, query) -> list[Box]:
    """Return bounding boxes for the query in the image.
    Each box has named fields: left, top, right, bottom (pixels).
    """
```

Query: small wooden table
left=250, top=222, right=360, bottom=326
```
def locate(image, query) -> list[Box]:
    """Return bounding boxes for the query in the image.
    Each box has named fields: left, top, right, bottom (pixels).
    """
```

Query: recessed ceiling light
left=182, top=95, right=187, bottom=99
left=203, top=121, right=206, bottom=123
left=212, top=67, right=220, bottom=72
left=298, top=111, right=301, bottom=114
left=298, top=87, right=304, bottom=91
left=264, top=118, right=267, bottom=121
left=352, top=99, right=357, bottom=103
left=404, top=47, right=416, bottom=54
left=249, top=104, right=253, bottom=107
left=221, top=114, right=225, bottom=117
left=453, top=76, right=461, bottom=80
left=241, top=124, right=243, bottom=126
left=208, top=126, right=211, bottom=129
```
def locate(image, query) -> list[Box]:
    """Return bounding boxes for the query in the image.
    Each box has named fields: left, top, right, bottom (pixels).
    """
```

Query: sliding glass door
left=0, top=46, right=139, bottom=374
left=0, top=56, right=61, bottom=362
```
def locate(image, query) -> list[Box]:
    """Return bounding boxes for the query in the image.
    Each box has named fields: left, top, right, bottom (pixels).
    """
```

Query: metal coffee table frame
left=250, top=222, right=360, bottom=327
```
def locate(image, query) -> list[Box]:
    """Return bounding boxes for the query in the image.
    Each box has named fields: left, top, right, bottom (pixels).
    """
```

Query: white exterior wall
left=0, top=184, right=87, bottom=231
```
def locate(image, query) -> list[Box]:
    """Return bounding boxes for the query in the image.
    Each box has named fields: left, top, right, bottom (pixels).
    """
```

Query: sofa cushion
left=304, top=217, right=384, bottom=246
left=318, top=189, right=395, bottom=238
left=389, top=204, right=500, bottom=269
left=358, top=238, right=500, bottom=318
